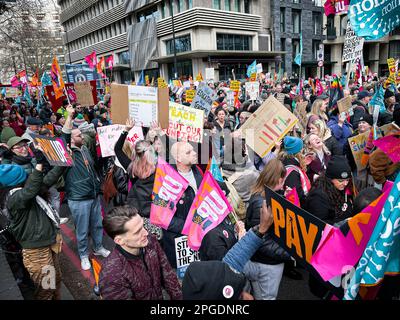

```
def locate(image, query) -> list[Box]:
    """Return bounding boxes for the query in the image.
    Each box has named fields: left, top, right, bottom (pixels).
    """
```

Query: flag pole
left=63, top=86, right=71, bottom=105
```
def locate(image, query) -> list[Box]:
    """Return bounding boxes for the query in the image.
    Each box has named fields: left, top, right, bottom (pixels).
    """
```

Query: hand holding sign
left=125, top=117, right=136, bottom=131
left=66, top=105, right=74, bottom=117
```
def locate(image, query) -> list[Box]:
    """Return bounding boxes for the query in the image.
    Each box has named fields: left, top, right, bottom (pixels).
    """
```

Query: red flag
left=85, top=51, right=97, bottom=69
left=106, top=55, right=114, bottom=70
left=315, top=78, right=324, bottom=96
left=50, top=57, right=65, bottom=99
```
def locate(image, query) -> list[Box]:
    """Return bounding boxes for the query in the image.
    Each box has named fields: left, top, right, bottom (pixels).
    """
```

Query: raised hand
left=125, top=117, right=135, bottom=131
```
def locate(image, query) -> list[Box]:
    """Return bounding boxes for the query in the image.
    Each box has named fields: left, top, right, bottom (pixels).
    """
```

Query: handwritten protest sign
left=97, top=124, right=144, bottom=157
left=373, top=134, right=400, bottom=163
left=342, top=20, right=364, bottom=63
left=190, top=85, right=215, bottom=116
left=74, top=81, right=95, bottom=107
left=30, top=134, right=73, bottom=167
left=348, top=131, right=370, bottom=171
left=185, top=89, right=196, bottom=103
left=167, top=102, right=204, bottom=143
left=337, top=96, right=353, bottom=114
left=205, top=68, right=214, bottom=81
left=240, top=96, right=298, bottom=157
left=175, top=236, right=200, bottom=279
left=245, top=82, right=259, bottom=101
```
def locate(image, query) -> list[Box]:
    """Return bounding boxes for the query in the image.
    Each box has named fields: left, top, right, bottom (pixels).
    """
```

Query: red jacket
left=99, top=235, right=182, bottom=300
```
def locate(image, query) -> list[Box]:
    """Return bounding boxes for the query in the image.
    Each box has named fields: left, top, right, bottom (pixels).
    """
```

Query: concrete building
left=270, top=0, right=325, bottom=79
left=125, top=0, right=284, bottom=82
left=323, top=13, right=400, bottom=76
left=57, top=0, right=132, bottom=83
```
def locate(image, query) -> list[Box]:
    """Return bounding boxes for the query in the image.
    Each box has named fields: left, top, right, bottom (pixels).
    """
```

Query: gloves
left=30, top=143, right=49, bottom=165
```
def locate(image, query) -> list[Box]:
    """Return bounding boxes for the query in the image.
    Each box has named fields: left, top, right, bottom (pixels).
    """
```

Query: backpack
left=222, top=171, right=247, bottom=221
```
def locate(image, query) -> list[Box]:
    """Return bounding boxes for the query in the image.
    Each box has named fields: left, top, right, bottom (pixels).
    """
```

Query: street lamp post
left=170, top=1, right=178, bottom=80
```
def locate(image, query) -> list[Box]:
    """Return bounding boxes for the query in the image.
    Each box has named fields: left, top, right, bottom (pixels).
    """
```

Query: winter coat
left=199, top=218, right=237, bottom=261
left=368, top=131, right=400, bottom=184
left=99, top=237, right=182, bottom=300
left=327, top=115, right=353, bottom=150
left=350, top=100, right=368, bottom=129
left=246, top=194, right=291, bottom=265
left=304, top=187, right=353, bottom=225
left=282, top=157, right=310, bottom=207
left=2, top=154, right=37, bottom=176
left=8, top=166, right=65, bottom=249
left=306, top=152, right=330, bottom=183
left=62, top=129, right=101, bottom=201
left=324, top=135, right=343, bottom=156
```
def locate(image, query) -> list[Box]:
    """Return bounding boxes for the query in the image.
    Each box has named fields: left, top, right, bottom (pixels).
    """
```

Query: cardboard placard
left=337, top=96, right=353, bottom=114
left=379, top=123, right=398, bottom=136
left=293, top=101, right=309, bottom=131
left=97, top=124, right=144, bottom=158
left=30, top=134, right=73, bottom=167
left=74, top=81, right=95, bottom=107
left=166, top=102, right=204, bottom=143
left=5, top=87, right=19, bottom=98
left=240, top=96, right=298, bottom=157
left=276, top=93, right=286, bottom=105
left=347, top=131, right=370, bottom=171
left=110, top=83, right=169, bottom=129
left=175, top=236, right=200, bottom=279
left=205, top=68, right=214, bottom=81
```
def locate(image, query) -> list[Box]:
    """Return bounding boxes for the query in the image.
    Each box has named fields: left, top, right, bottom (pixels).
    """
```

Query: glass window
left=167, top=60, right=193, bottom=80
left=178, top=0, right=184, bottom=12
left=389, top=41, right=400, bottom=59
left=225, top=0, right=231, bottom=10
left=213, top=0, right=221, bottom=9
left=136, top=5, right=159, bottom=22
left=292, top=10, right=301, bottom=33
left=118, top=51, right=130, bottom=64
left=340, top=15, right=348, bottom=36
left=244, top=0, right=250, bottom=13
left=187, top=0, right=193, bottom=9
left=292, top=39, right=300, bottom=59
left=312, top=12, right=322, bottom=35
left=312, top=40, right=321, bottom=59
left=166, top=34, right=192, bottom=55
left=280, top=38, right=286, bottom=51
left=216, top=34, right=251, bottom=51
left=292, top=0, right=301, bottom=3
left=234, top=0, right=240, bottom=12
left=161, top=1, right=166, bottom=18
left=280, top=8, right=285, bottom=32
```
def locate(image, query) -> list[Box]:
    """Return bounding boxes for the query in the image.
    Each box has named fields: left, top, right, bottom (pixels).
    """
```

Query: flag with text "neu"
left=150, top=157, right=189, bottom=230
left=182, top=171, right=233, bottom=250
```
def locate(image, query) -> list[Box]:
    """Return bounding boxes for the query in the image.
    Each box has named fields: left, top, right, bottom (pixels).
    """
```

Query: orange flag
left=91, top=257, right=102, bottom=287
left=50, top=57, right=65, bottom=99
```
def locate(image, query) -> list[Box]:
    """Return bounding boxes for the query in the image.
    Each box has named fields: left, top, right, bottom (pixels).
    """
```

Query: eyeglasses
left=12, top=143, right=28, bottom=150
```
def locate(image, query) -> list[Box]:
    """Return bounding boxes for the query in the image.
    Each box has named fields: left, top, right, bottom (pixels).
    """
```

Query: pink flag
left=324, top=0, right=335, bottom=16
left=285, top=188, right=300, bottom=207
left=150, top=158, right=189, bottom=230
left=310, top=188, right=392, bottom=281
left=10, top=75, right=20, bottom=87
left=84, top=51, right=97, bottom=69
left=373, top=135, right=400, bottom=164
left=315, top=79, right=324, bottom=96
left=182, top=171, right=233, bottom=251
left=106, top=55, right=114, bottom=70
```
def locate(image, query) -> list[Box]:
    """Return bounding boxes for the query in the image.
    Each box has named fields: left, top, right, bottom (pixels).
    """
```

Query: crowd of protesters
left=0, top=72, right=400, bottom=301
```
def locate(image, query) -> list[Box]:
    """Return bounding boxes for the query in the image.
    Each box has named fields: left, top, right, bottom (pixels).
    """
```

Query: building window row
left=160, top=0, right=193, bottom=19
left=217, top=33, right=251, bottom=51
left=212, top=0, right=250, bottom=13
left=64, top=0, right=124, bottom=30
left=69, top=18, right=129, bottom=52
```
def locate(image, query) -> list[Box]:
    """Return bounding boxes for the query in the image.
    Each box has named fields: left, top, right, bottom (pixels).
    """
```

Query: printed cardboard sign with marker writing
left=240, top=96, right=298, bottom=157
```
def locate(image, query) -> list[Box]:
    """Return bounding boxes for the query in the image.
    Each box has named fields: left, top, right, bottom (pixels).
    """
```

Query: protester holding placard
left=162, top=141, right=203, bottom=268
left=244, top=158, right=291, bottom=300
left=62, top=105, right=110, bottom=271
left=350, top=91, right=372, bottom=129
left=327, top=107, right=353, bottom=151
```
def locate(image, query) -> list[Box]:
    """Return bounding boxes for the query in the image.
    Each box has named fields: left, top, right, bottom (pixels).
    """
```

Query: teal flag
left=209, top=157, right=224, bottom=183
left=137, top=70, right=145, bottom=86
left=246, top=60, right=257, bottom=78
left=23, top=87, right=32, bottom=107
left=349, top=0, right=400, bottom=40
left=294, top=33, right=302, bottom=66
left=370, top=85, right=386, bottom=113
left=344, top=174, right=400, bottom=300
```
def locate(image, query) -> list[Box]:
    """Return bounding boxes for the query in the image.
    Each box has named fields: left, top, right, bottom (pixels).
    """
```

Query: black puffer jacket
left=198, top=217, right=237, bottom=261
left=246, top=194, right=291, bottom=265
